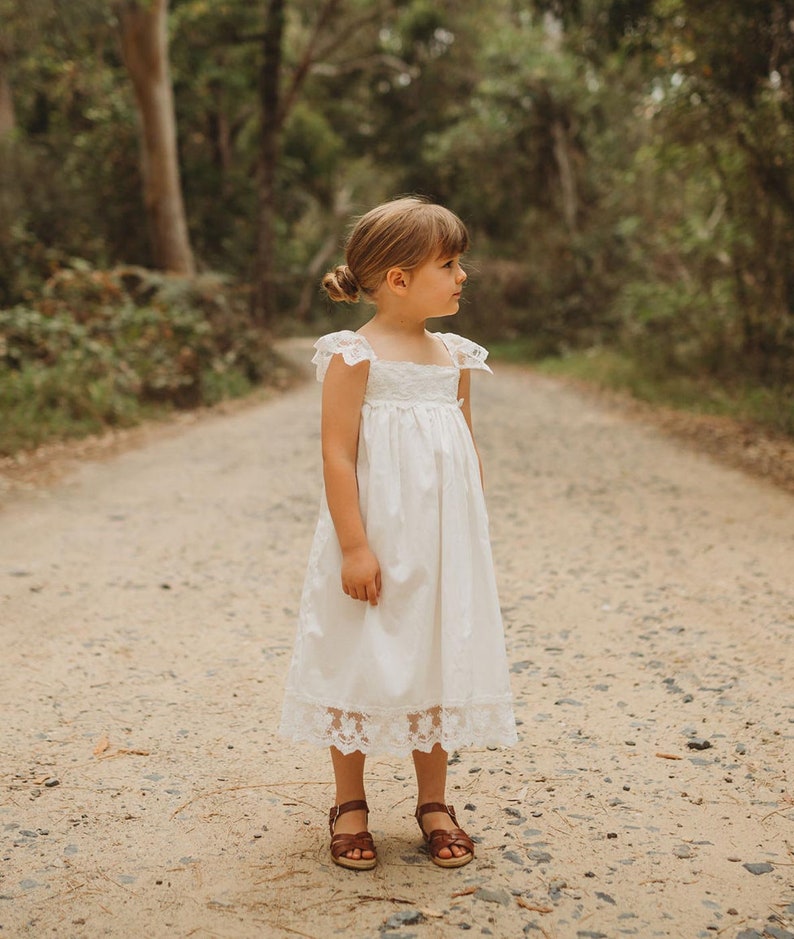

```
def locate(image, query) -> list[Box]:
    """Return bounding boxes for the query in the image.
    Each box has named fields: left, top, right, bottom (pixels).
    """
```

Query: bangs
left=430, top=207, right=470, bottom=259
left=403, top=203, right=469, bottom=268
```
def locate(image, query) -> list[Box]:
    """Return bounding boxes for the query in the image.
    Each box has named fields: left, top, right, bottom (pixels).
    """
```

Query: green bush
left=0, top=265, right=285, bottom=455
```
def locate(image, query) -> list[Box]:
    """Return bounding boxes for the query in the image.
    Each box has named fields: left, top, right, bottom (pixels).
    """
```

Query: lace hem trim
left=278, top=693, right=518, bottom=756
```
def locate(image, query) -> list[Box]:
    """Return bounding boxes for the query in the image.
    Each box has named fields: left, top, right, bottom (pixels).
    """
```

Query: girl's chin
left=436, top=304, right=460, bottom=318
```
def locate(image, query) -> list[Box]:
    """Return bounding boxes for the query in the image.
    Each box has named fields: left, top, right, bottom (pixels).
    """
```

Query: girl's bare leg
left=329, top=746, right=374, bottom=861
left=412, top=743, right=471, bottom=860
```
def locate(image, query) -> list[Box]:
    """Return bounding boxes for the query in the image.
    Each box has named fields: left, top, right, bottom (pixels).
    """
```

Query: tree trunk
left=118, top=0, right=194, bottom=274
left=251, top=0, right=286, bottom=327
left=251, top=0, right=344, bottom=325
left=551, top=119, right=577, bottom=233
left=0, top=48, right=16, bottom=139
left=294, top=185, right=353, bottom=322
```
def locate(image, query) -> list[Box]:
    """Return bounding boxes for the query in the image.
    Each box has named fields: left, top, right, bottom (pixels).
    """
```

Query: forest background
left=0, top=0, right=792, bottom=455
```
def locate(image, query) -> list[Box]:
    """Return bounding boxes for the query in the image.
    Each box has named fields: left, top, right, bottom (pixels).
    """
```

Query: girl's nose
left=457, top=266, right=467, bottom=284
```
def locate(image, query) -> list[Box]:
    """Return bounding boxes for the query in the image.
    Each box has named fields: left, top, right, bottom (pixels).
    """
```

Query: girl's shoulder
left=311, top=330, right=376, bottom=382
left=436, top=332, right=493, bottom=373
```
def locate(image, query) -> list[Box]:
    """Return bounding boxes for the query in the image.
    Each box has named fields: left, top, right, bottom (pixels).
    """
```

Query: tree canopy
left=1, top=0, right=792, bottom=391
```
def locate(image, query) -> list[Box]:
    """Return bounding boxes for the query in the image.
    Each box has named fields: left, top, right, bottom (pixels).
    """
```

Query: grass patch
left=0, top=364, right=142, bottom=454
left=490, top=343, right=794, bottom=438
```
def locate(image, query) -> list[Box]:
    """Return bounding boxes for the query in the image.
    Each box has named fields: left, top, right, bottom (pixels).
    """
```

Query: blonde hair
left=322, top=197, right=469, bottom=303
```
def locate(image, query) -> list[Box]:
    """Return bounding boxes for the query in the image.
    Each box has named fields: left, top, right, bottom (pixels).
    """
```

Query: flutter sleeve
left=311, top=330, right=376, bottom=382
left=437, top=333, right=493, bottom=373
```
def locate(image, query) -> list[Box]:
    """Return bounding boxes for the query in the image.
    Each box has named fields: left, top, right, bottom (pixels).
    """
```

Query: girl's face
left=403, top=254, right=467, bottom=319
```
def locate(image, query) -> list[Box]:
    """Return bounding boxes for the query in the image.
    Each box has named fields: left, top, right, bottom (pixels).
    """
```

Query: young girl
left=279, top=196, right=517, bottom=871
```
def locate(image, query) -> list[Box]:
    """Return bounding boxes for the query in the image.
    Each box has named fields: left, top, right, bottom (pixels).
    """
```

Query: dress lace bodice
left=364, top=361, right=459, bottom=407
left=311, top=331, right=492, bottom=398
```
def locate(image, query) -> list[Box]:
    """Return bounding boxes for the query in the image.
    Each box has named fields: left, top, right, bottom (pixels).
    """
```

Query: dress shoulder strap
left=311, top=331, right=376, bottom=382
left=436, top=333, right=493, bottom=373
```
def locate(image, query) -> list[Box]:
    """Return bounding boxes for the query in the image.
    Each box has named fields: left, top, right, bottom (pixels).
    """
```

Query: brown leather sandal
left=415, top=802, right=475, bottom=868
left=328, top=799, right=377, bottom=871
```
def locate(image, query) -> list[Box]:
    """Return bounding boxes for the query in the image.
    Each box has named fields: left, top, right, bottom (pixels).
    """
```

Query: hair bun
left=322, top=264, right=360, bottom=303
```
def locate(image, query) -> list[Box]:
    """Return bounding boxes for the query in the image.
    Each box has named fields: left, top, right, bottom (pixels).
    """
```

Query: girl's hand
left=341, top=546, right=381, bottom=605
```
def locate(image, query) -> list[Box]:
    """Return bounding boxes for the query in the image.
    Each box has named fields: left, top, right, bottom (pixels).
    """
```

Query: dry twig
left=517, top=897, right=553, bottom=914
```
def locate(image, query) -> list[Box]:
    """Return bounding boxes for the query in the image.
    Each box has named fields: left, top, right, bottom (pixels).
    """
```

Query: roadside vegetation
left=0, top=267, right=286, bottom=455
left=491, top=343, right=794, bottom=438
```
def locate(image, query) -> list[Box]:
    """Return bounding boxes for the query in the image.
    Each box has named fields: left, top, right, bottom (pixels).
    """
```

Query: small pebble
left=687, top=739, right=712, bottom=751
left=742, top=861, right=773, bottom=875
left=763, top=927, right=794, bottom=939
left=383, top=910, right=425, bottom=928
left=475, top=887, right=511, bottom=906
left=595, top=891, right=616, bottom=905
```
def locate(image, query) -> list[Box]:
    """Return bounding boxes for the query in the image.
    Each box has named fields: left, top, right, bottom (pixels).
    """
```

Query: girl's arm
left=458, top=369, right=484, bottom=487
left=321, top=354, right=381, bottom=605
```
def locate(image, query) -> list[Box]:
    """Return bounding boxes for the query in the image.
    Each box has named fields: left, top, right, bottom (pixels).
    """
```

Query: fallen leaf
left=655, top=752, right=683, bottom=760
left=93, top=736, right=110, bottom=756
left=451, top=887, right=477, bottom=898
left=517, top=897, right=553, bottom=914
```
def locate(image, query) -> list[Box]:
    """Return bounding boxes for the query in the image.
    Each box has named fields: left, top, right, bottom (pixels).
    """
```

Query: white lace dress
left=278, top=330, right=517, bottom=756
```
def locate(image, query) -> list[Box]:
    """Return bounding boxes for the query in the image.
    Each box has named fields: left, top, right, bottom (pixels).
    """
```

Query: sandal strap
left=329, top=799, right=369, bottom=834
left=426, top=827, right=474, bottom=858
left=415, top=802, right=459, bottom=827
left=415, top=803, right=473, bottom=859
left=330, top=830, right=376, bottom=860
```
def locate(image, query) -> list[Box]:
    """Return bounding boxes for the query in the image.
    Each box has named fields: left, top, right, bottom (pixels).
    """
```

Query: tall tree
left=117, top=0, right=195, bottom=274
left=0, top=47, right=15, bottom=139
left=252, top=0, right=287, bottom=327
left=0, top=0, right=19, bottom=139
left=251, top=0, right=372, bottom=326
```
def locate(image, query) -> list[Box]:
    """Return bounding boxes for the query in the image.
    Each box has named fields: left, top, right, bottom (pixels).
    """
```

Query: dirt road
left=1, top=343, right=792, bottom=938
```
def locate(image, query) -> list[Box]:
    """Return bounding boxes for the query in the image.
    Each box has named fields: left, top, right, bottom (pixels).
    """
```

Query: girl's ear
left=384, top=267, right=409, bottom=294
